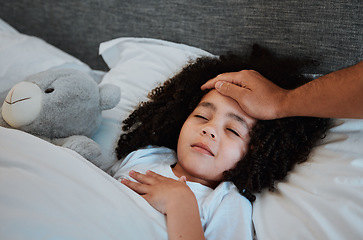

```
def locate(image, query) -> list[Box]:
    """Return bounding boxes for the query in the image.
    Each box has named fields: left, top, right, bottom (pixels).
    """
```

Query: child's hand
left=122, top=170, right=205, bottom=240
left=121, top=170, right=193, bottom=215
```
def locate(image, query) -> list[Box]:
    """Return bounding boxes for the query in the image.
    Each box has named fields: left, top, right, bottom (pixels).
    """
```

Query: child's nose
left=201, top=127, right=217, bottom=139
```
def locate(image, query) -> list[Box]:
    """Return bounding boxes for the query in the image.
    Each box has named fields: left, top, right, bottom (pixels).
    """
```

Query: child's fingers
left=121, top=178, right=148, bottom=195
left=145, top=170, right=166, bottom=180
left=129, top=170, right=156, bottom=184
left=178, top=176, right=187, bottom=183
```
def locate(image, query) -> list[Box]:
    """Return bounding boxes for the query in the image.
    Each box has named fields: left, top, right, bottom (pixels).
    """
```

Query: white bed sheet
left=0, top=126, right=167, bottom=239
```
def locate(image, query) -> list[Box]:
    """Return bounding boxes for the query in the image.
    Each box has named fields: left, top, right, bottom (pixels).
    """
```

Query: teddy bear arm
left=52, top=135, right=102, bottom=161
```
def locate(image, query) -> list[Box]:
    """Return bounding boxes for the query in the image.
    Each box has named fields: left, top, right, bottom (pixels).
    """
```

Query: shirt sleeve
left=203, top=186, right=253, bottom=240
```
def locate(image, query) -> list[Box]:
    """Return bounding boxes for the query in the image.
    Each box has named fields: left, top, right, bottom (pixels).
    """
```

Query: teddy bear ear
left=99, top=84, right=121, bottom=110
left=88, top=71, right=104, bottom=84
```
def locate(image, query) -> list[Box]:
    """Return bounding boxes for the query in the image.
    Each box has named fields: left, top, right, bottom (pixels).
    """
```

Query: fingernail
left=215, top=81, right=223, bottom=89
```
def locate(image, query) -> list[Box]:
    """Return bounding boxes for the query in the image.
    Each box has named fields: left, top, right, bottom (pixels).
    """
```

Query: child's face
left=174, top=89, right=256, bottom=188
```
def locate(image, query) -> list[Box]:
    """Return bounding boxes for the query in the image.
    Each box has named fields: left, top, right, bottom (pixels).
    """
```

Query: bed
left=1, top=1, right=362, bottom=239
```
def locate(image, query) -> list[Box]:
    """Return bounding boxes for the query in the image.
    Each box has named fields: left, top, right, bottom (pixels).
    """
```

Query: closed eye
left=227, top=128, right=240, bottom=137
left=195, top=115, right=208, bottom=120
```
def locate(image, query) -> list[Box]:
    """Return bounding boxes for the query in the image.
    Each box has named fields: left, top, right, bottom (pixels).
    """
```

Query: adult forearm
left=282, top=61, right=363, bottom=119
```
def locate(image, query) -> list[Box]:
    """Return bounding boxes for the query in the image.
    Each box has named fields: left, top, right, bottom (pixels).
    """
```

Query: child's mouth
left=191, top=143, right=214, bottom=156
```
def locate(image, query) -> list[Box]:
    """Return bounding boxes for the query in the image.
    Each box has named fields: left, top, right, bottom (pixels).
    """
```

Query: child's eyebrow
left=198, top=101, right=250, bottom=130
left=227, top=113, right=250, bottom=131
left=198, top=102, right=216, bottom=111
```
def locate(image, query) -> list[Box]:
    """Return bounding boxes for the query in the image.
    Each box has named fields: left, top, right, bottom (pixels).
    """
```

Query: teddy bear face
left=2, top=69, right=103, bottom=139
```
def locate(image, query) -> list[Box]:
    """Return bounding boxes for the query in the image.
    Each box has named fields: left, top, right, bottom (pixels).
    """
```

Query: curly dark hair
left=116, top=45, right=330, bottom=202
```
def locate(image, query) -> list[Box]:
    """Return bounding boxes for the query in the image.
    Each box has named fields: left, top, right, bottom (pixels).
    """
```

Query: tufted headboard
left=1, top=0, right=362, bottom=73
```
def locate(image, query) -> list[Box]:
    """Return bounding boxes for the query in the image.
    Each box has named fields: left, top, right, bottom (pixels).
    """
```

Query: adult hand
left=201, top=70, right=289, bottom=120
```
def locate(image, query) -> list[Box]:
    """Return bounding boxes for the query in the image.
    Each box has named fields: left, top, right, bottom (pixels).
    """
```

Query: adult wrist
left=274, top=89, right=292, bottom=119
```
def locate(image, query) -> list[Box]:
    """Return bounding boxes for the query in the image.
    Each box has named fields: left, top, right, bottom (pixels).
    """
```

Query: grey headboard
left=1, top=0, right=362, bottom=73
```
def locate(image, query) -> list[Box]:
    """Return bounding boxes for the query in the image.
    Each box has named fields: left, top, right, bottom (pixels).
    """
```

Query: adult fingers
left=201, top=77, right=220, bottom=90
left=215, top=81, right=250, bottom=103
left=201, top=70, right=262, bottom=90
left=201, top=72, right=239, bottom=90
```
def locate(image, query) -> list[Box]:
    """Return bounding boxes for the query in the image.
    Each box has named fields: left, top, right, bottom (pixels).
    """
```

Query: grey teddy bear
left=0, top=68, right=120, bottom=167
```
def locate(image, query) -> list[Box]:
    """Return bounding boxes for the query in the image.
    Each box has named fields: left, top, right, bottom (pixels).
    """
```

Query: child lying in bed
left=109, top=46, right=330, bottom=240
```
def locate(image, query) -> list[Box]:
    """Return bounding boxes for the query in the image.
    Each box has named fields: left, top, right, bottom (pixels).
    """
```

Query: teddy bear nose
left=2, top=81, right=42, bottom=128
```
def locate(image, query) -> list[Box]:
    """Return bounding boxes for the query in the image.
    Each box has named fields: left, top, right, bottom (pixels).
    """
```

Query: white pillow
left=94, top=37, right=213, bottom=168
left=253, top=118, right=363, bottom=239
left=0, top=19, right=91, bottom=93
left=99, top=37, right=213, bottom=118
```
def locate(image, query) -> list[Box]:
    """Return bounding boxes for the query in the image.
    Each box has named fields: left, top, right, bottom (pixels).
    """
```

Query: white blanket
left=1, top=118, right=363, bottom=239
left=0, top=127, right=168, bottom=239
